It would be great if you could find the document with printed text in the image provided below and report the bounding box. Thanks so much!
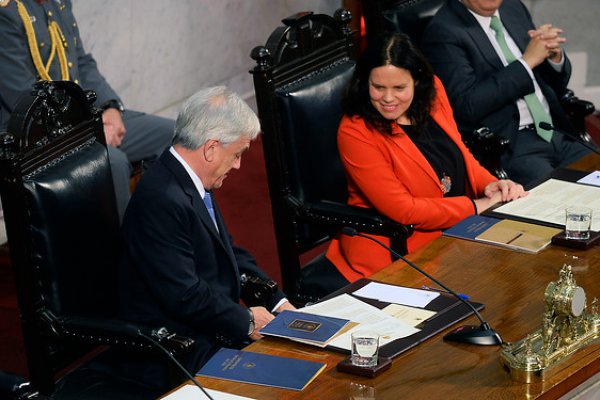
[493,179,600,231]
[353,281,440,308]
[299,293,420,350]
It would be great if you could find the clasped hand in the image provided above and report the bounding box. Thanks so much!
[524,23,566,67]
[474,180,528,214]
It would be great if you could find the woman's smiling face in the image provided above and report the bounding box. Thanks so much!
[368,64,415,125]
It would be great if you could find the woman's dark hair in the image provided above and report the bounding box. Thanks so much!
[343,33,435,136]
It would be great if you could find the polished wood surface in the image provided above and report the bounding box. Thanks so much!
[195,155,600,400]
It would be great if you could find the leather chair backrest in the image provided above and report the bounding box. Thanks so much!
[382,0,445,44]
[275,59,355,204]
[23,138,119,318]
[362,0,445,46]
[1,81,121,321]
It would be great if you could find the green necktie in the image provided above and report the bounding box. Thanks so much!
[489,15,553,142]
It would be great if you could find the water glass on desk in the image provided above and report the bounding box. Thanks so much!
[351,331,379,367]
[565,206,592,240]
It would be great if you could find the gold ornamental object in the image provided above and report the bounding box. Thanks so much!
[500,264,600,382]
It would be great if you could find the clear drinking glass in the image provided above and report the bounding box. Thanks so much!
[351,331,379,367]
[565,206,592,240]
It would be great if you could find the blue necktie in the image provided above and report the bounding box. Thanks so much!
[489,15,553,142]
[203,192,218,229]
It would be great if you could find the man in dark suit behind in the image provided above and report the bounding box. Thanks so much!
[118,86,294,392]
[421,0,590,186]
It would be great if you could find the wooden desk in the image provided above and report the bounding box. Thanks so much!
[195,156,600,400]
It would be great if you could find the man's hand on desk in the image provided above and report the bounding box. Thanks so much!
[249,306,275,341]
[248,302,295,341]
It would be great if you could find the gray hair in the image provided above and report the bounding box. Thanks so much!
[173,86,260,149]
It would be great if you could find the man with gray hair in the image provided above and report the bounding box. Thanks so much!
[117,86,294,392]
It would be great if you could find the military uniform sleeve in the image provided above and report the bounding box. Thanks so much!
[0,5,39,129]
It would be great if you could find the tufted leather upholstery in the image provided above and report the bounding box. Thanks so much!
[276,60,354,207]
[25,137,119,318]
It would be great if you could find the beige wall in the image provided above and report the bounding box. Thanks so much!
[72,0,599,117]
[72,0,340,117]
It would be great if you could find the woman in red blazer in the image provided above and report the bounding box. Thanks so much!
[325,33,527,284]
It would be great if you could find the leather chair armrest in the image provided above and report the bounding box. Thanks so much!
[561,89,596,144]
[302,200,413,238]
[56,316,195,356]
[561,89,595,120]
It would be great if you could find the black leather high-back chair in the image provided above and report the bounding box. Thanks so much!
[251,10,412,305]
[0,81,192,399]
[361,0,444,46]
[360,0,595,180]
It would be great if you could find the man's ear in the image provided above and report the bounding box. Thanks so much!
[203,139,219,162]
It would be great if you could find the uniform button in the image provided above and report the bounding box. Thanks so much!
[72,22,77,28]
[47,11,52,17]
[74,79,79,84]
[68,62,73,68]
[39,42,45,48]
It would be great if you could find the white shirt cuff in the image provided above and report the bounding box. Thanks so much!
[272,298,288,313]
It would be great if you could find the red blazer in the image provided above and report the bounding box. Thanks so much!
[326,77,496,282]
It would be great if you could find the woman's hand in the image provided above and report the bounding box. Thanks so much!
[483,180,528,202]
[474,180,528,214]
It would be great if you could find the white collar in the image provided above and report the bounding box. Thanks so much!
[169,146,207,199]
[462,1,501,32]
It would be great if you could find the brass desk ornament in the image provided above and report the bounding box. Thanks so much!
[500,264,600,382]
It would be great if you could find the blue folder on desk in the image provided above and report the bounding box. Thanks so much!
[442,214,501,240]
[197,348,326,391]
[259,310,350,347]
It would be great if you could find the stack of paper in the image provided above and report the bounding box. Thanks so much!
[299,293,421,351]
[443,214,562,253]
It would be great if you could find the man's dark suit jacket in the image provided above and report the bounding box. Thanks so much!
[421,0,573,143]
[117,149,285,390]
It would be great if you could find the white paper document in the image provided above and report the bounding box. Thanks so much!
[299,293,420,350]
[381,303,437,327]
[494,178,600,231]
[578,170,600,187]
[353,281,440,308]
[161,385,255,400]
